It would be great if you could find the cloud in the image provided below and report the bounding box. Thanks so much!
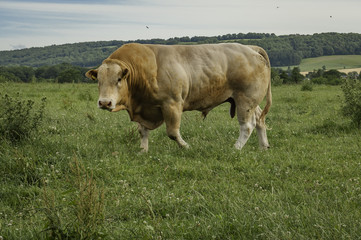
[10,44,27,50]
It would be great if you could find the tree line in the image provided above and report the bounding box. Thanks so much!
[0,63,90,83]
[1,62,360,85]
[271,66,360,86]
[1,32,361,68]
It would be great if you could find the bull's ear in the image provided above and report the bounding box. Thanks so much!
[120,68,129,80]
[85,69,98,80]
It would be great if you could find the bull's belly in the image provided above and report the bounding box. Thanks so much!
[183,92,231,112]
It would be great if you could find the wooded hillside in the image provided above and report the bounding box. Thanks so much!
[0,32,361,67]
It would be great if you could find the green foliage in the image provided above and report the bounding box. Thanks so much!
[241,32,361,66]
[0,72,20,82]
[271,69,283,86]
[57,68,82,83]
[301,80,313,91]
[0,66,33,82]
[308,69,344,85]
[291,67,304,83]
[273,67,304,85]
[323,69,342,80]
[0,64,90,83]
[311,77,328,85]
[0,93,46,142]
[1,33,361,67]
[341,79,361,127]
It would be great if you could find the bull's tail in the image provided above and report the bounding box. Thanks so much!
[259,75,272,127]
[249,45,272,126]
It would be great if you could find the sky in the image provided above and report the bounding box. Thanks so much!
[0,0,360,51]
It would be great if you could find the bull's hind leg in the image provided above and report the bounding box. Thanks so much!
[255,106,270,149]
[162,101,189,148]
[234,97,257,151]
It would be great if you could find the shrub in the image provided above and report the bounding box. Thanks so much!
[301,80,313,91]
[341,79,361,127]
[271,75,283,86]
[328,77,343,86]
[311,77,327,85]
[0,93,46,142]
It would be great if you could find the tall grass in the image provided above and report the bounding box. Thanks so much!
[0,83,360,239]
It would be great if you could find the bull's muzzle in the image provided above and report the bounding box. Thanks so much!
[98,98,113,110]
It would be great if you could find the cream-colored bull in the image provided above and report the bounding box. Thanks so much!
[86,43,272,152]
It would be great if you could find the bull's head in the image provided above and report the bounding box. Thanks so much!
[86,60,130,112]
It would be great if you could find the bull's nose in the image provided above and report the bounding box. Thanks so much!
[98,99,112,109]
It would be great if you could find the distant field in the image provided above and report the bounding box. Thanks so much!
[280,55,361,72]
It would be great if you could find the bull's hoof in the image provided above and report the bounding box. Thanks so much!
[178,143,190,149]
[259,145,270,151]
[138,148,148,154]
[234,142,243,150]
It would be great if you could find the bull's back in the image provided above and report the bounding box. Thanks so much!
[145,43,268,111]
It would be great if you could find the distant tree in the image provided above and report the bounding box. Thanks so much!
[347,71,359,80]
[271,68,283,86]
[307,69,324,79]
[0,71,20,82]
[57,68,82,83]
[179,37,191,42]
[0,66,34,82]
[323,69,342,80]
[291,67,303,83]
[279,70,290,83]
[1,32,361,68]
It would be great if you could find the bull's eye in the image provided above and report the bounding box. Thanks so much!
[118,78,122,83]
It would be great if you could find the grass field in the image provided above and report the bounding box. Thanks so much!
[1,83,360,239]
[280,55,361,72]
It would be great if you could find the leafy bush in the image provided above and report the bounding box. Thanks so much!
[311,77,328,85]
[328,77,343,86]
[341,79,361,127]
[0,93,46,142]
[301,80,313,91]
[271,75,283,86]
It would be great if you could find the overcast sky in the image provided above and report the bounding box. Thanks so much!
[0,0,360,51]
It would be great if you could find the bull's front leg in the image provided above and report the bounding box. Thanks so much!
[138,123,149,152]
[162,101,189,148]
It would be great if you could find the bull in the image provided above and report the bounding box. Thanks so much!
[86,43,272,152]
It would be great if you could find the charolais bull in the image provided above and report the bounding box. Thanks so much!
[86,43,272,152]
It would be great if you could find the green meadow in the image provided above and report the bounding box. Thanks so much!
[281,55,361,72]
[0,83,360,239]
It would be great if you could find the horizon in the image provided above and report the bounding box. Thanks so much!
[1,31,359,52]
[1,0,361,51]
